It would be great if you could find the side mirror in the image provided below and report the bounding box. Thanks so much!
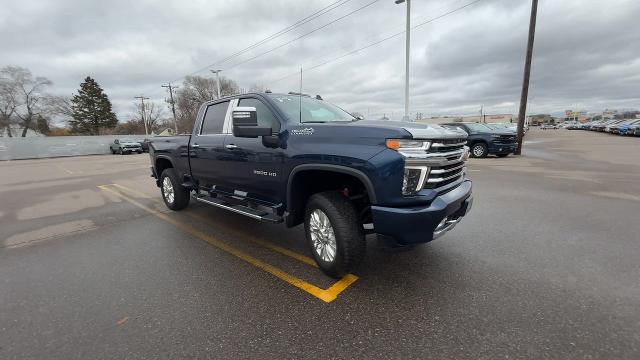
[232,107,272,138]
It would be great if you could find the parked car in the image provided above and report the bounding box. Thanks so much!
[139,138,152,152]
[149,92,473,277]
[629,123,640,136]
[540,124,559,130]
[110,138,143,154]
[614,119,640,135]
[440,122,517,158]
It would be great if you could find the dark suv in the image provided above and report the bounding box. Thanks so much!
[441,122,517,158]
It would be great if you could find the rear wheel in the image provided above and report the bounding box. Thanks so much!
[160,168,190,210]
[304,191,365,278]
[471,143,488,158]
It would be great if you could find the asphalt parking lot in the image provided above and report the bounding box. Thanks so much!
[1,129,639,359]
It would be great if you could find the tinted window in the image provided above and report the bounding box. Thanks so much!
[200,101,229,135]
[267,94,355,123]
[238,98,279,131]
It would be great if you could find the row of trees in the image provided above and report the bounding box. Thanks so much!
[1,64,254,137]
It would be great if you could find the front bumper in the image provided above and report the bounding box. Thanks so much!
[371,180,473,245]
[489,143,516,154]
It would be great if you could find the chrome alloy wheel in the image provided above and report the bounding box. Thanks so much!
[309,209,337,262]
[472,145,484,157]
[162,177,175,204]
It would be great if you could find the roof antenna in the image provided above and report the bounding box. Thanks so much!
[299,67,302,123]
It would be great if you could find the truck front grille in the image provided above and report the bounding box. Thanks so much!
[404,138,467,195]
[494,134,516,144]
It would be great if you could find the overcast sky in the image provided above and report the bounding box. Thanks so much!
[1,0,639,120]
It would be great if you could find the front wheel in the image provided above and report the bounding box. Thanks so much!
[160,168,190,210]
[471,143,488,158]
[304,191,365,278]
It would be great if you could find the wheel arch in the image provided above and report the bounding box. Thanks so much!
[285,164,376,227]
[154,156,174,186]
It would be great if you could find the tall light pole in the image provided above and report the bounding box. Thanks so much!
[395,0,411,121]
[210,70,222,99]
[515,0,538,155]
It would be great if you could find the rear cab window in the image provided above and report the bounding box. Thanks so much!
[200,101,230,135]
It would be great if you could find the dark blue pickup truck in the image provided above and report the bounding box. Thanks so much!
[149,92,473,277]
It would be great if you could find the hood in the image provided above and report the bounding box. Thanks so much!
[349,120,467,139]
[121,141,141,145]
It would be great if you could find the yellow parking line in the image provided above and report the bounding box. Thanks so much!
[111,182,319,268]
[98,185,357,303]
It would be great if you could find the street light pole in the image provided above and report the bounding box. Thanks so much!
[395,0,411,121]
[210,70,222,99]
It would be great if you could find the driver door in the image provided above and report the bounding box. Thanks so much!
[222,96,283,205]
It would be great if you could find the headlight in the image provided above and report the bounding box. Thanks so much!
[386,139,430,151]
[402,166,429,196]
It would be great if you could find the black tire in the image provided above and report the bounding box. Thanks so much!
[496,153,509,158]
[471,143,488,158]
[111,148,115,154]
[160,168,190,210]
[304,191,365,278]
[137,150,143,154]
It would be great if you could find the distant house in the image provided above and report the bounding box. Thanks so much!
[157,128,175,136]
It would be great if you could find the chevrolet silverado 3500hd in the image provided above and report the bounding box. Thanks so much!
[149,93,473,277]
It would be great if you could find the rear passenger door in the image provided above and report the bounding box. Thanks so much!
[190,100,232,190]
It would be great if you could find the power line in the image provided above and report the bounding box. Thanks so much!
[209,0,354,68]
[222,0,383,72]
[269,0,485,85]
[165,0,355,85]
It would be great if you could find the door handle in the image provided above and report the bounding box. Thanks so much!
[225,144,238,149]
[191,144,200,148]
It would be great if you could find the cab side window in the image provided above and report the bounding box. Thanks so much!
[238,98,279,132]
[200,101,230,135]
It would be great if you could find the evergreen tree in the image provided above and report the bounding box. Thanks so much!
[70,77,117,135]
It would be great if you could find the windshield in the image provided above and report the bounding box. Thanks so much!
[465,123,494,132]
[268,94,355,123]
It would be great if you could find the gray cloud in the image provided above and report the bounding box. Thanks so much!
[1,0,638,121]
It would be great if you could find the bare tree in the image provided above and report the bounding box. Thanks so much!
[45,95,74,118]
[134,100,166,133]
[0,67,20,137]
[248,83,266,93]
[0,66,52,137]
[174,75,239,133]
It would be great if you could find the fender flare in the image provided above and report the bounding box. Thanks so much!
[286,164,377,211]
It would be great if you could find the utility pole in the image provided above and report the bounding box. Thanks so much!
[161,83,180,134]
[395,0,411,121]
[515,0,538,155]
[134,95,150,136]
[210,70,222,99]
